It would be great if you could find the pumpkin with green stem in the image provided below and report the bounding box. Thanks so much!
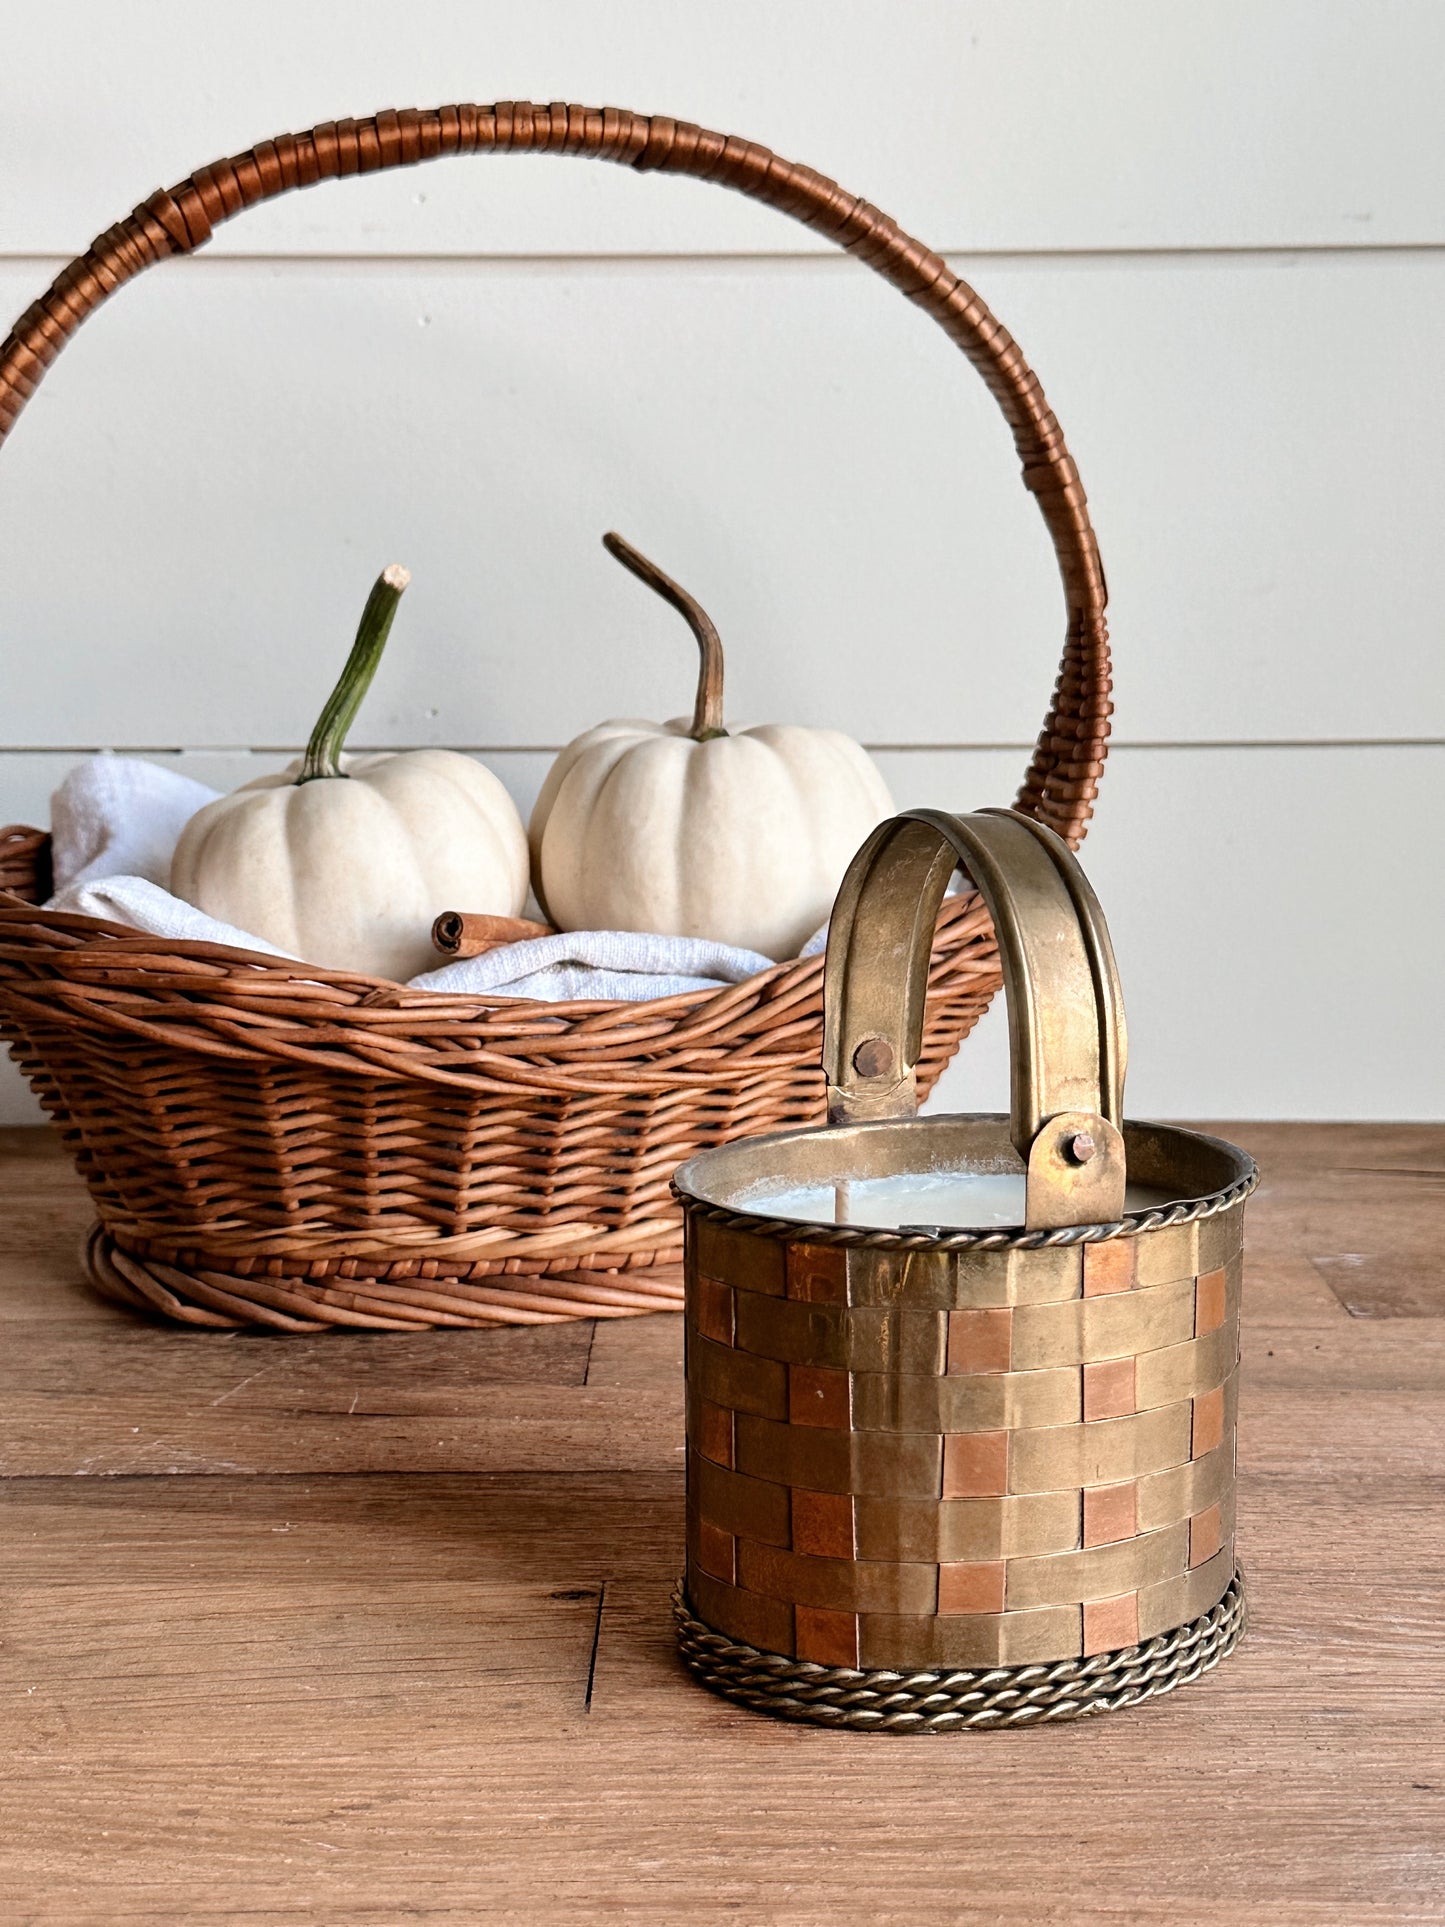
[530,535,895,961]
[171,566,528,981]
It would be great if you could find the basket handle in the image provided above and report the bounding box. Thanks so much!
[0,102,1109,846]
[823,806,1127,1229]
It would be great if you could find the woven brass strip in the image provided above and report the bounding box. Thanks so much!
[1137,1543,1235,1640]
[688,1451,792,1549]
[849,1362,1083,1433]
[851,1315,1238,1430]
[1004,1520,1189,1611]
[734,1414,944,1498]
[847,1244,1084,1311]
[855,1599,1086,1669]
[853,1490,1084,1563]
[673,1570,1246,1730]
[694,1467,1237,1570]
[733,1295,947,1374]
[1132,1219,1205,1289]
[702,1310,1239,1436]
[689,1332,789,1419]
[831,1217,1208,1311]
[1009,1276,1198,1370]
[693,1220,786,1297]
[733,1541,940,1616]
[687,1565,795,1657]
[1135,1320,1238,1411]
[1198,1210,1245,1274]
[1136,1438,1233,1534]
[709,1385,1237,1503]
[1008,1400,1196,1493]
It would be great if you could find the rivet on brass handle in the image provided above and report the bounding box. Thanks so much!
[823,808,1129,1229]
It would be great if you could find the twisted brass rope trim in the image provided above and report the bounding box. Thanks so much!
[673,1166,1258,1253]
[673,1570,1245,1731]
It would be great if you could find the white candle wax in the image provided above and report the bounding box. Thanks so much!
[739,1168,1176,1230]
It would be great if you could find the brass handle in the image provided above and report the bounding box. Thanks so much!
[823,808,1129,1229]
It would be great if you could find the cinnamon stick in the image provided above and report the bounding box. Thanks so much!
[431,910,555,959]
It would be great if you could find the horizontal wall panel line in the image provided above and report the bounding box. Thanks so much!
[2,744,1439,1123]
[1,740,1440,759]
[870,738,1445,754]
[4,244,1445,276]
[2,251,1438,744]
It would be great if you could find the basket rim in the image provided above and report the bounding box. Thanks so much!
[1,863,986,1011]
[0,881,791,1015]
[0,856,1000,1096]
[673,1123,1259,1252]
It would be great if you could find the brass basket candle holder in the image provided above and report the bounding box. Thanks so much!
[673,808,1255,1729]
[0,104,1110,1332]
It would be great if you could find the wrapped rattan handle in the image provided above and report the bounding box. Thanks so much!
[824,807,1127,1229]
[0,102,1109,844]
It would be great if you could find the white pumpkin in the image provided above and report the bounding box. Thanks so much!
[530,535,895,962]
[172,566,528,981]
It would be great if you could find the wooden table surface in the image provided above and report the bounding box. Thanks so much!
[2,1121,1442,1925]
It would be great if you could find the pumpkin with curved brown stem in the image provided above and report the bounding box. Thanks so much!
[530,536,895,961]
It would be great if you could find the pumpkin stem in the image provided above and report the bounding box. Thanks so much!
[298,564,411,784]
[602,532,727,741]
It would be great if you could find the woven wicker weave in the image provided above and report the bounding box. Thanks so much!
[0,104,1110,1332]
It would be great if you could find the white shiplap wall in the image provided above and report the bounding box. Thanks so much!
[1,1,1442,1123]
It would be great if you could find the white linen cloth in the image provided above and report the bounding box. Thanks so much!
[44,756,825,999]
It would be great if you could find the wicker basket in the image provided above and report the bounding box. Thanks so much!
[0,104,1110,1333]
